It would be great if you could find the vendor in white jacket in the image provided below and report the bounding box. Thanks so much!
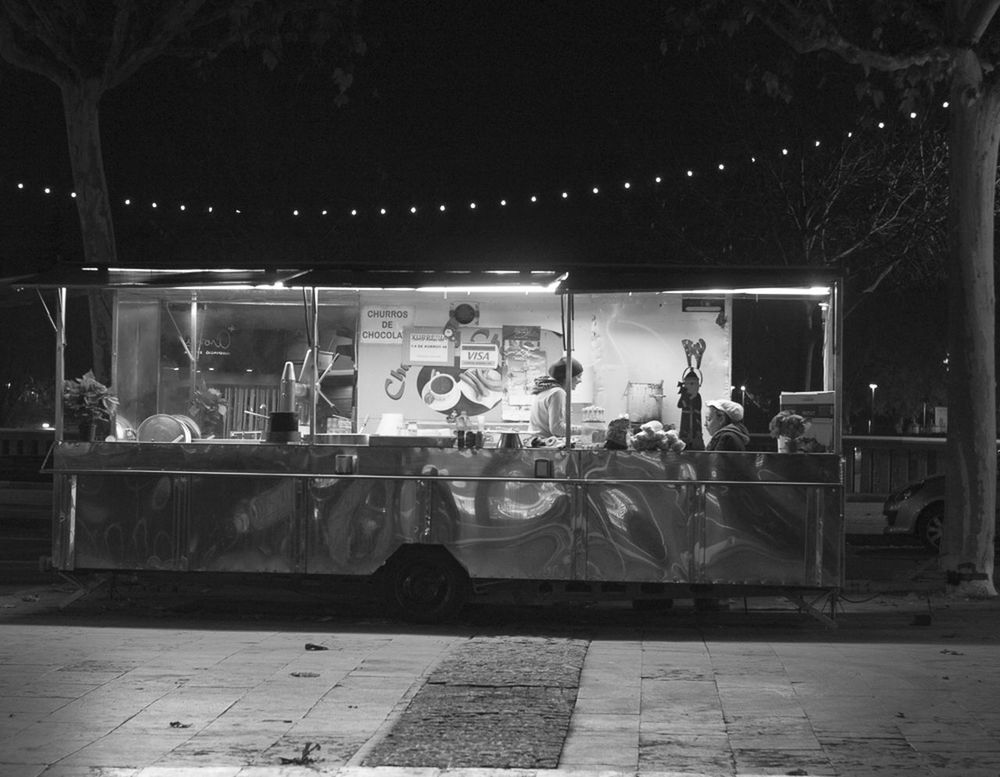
[529,357,583,438]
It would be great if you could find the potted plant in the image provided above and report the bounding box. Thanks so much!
[769,410,807,452]
[63,370,119,441]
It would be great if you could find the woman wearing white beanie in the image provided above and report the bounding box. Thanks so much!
[705,399,750,451]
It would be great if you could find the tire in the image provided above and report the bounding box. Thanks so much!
[380,548,469,623]
[916,503,944,552]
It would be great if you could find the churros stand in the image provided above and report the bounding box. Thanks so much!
[27,264,844,623]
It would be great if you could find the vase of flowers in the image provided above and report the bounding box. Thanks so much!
[769,410,807,453]
[63,371,119,441]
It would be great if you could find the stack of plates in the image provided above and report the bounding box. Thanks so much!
[136,414,201,442]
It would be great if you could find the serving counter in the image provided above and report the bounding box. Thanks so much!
[52,441,842,606]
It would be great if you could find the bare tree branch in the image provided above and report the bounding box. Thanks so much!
[103,1,135,89]
[954,0,1000,43]
[0,13,58,79]
[15,0,85,81]
[106,0,213,89]
[756,1,956,73]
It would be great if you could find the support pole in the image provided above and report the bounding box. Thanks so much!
[55,288,67,442]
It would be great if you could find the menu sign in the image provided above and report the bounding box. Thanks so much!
[404,328,453,366]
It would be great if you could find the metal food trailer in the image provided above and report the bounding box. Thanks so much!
[31,264,844,623]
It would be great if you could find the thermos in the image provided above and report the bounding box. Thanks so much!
[278,361,296,412]
[269,361,300,443]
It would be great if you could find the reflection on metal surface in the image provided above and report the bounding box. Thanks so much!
[55,443,843,590]
[486,479,563,522]
[599,488,638,531]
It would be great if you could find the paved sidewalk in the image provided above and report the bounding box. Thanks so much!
[1,579,999,776]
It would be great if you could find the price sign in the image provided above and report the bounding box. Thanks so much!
[459,342,499,368]
[405,328,453,365]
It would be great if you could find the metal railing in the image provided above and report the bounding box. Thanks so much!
[0,427,957,499]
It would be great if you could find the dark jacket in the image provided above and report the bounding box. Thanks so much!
[707,421,750,452]
[677,393,705,450]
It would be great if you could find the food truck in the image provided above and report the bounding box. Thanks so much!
[31,264,844,623]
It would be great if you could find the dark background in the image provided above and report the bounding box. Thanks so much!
[0,1,947,430]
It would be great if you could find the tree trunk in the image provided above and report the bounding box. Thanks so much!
[943,51,998,597]
[61,79,116,385]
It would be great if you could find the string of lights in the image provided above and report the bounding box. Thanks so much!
[1,106,945,223]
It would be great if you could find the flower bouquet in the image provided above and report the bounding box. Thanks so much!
[63,370,118,440]
[769,410,807,440]
[768,410,825,452]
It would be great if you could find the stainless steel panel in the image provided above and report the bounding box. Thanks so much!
[55,444,843,590]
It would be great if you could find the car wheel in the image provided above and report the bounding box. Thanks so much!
[916,503,944,552]
[380,548,469,623]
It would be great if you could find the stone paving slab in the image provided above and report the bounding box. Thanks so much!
[2,579,1000,776]
[363,637,587,769]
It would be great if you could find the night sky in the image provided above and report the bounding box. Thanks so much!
[3,3,687,207]
[0,0,847,267]
[0,2,946,425]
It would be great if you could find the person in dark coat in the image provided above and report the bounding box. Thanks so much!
[677,369,705,450]
[705,399,750,451]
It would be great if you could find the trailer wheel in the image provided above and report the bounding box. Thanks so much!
[380,548,469,623]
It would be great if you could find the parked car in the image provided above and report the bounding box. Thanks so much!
[883,468,999,551]
[882,474,946,550]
